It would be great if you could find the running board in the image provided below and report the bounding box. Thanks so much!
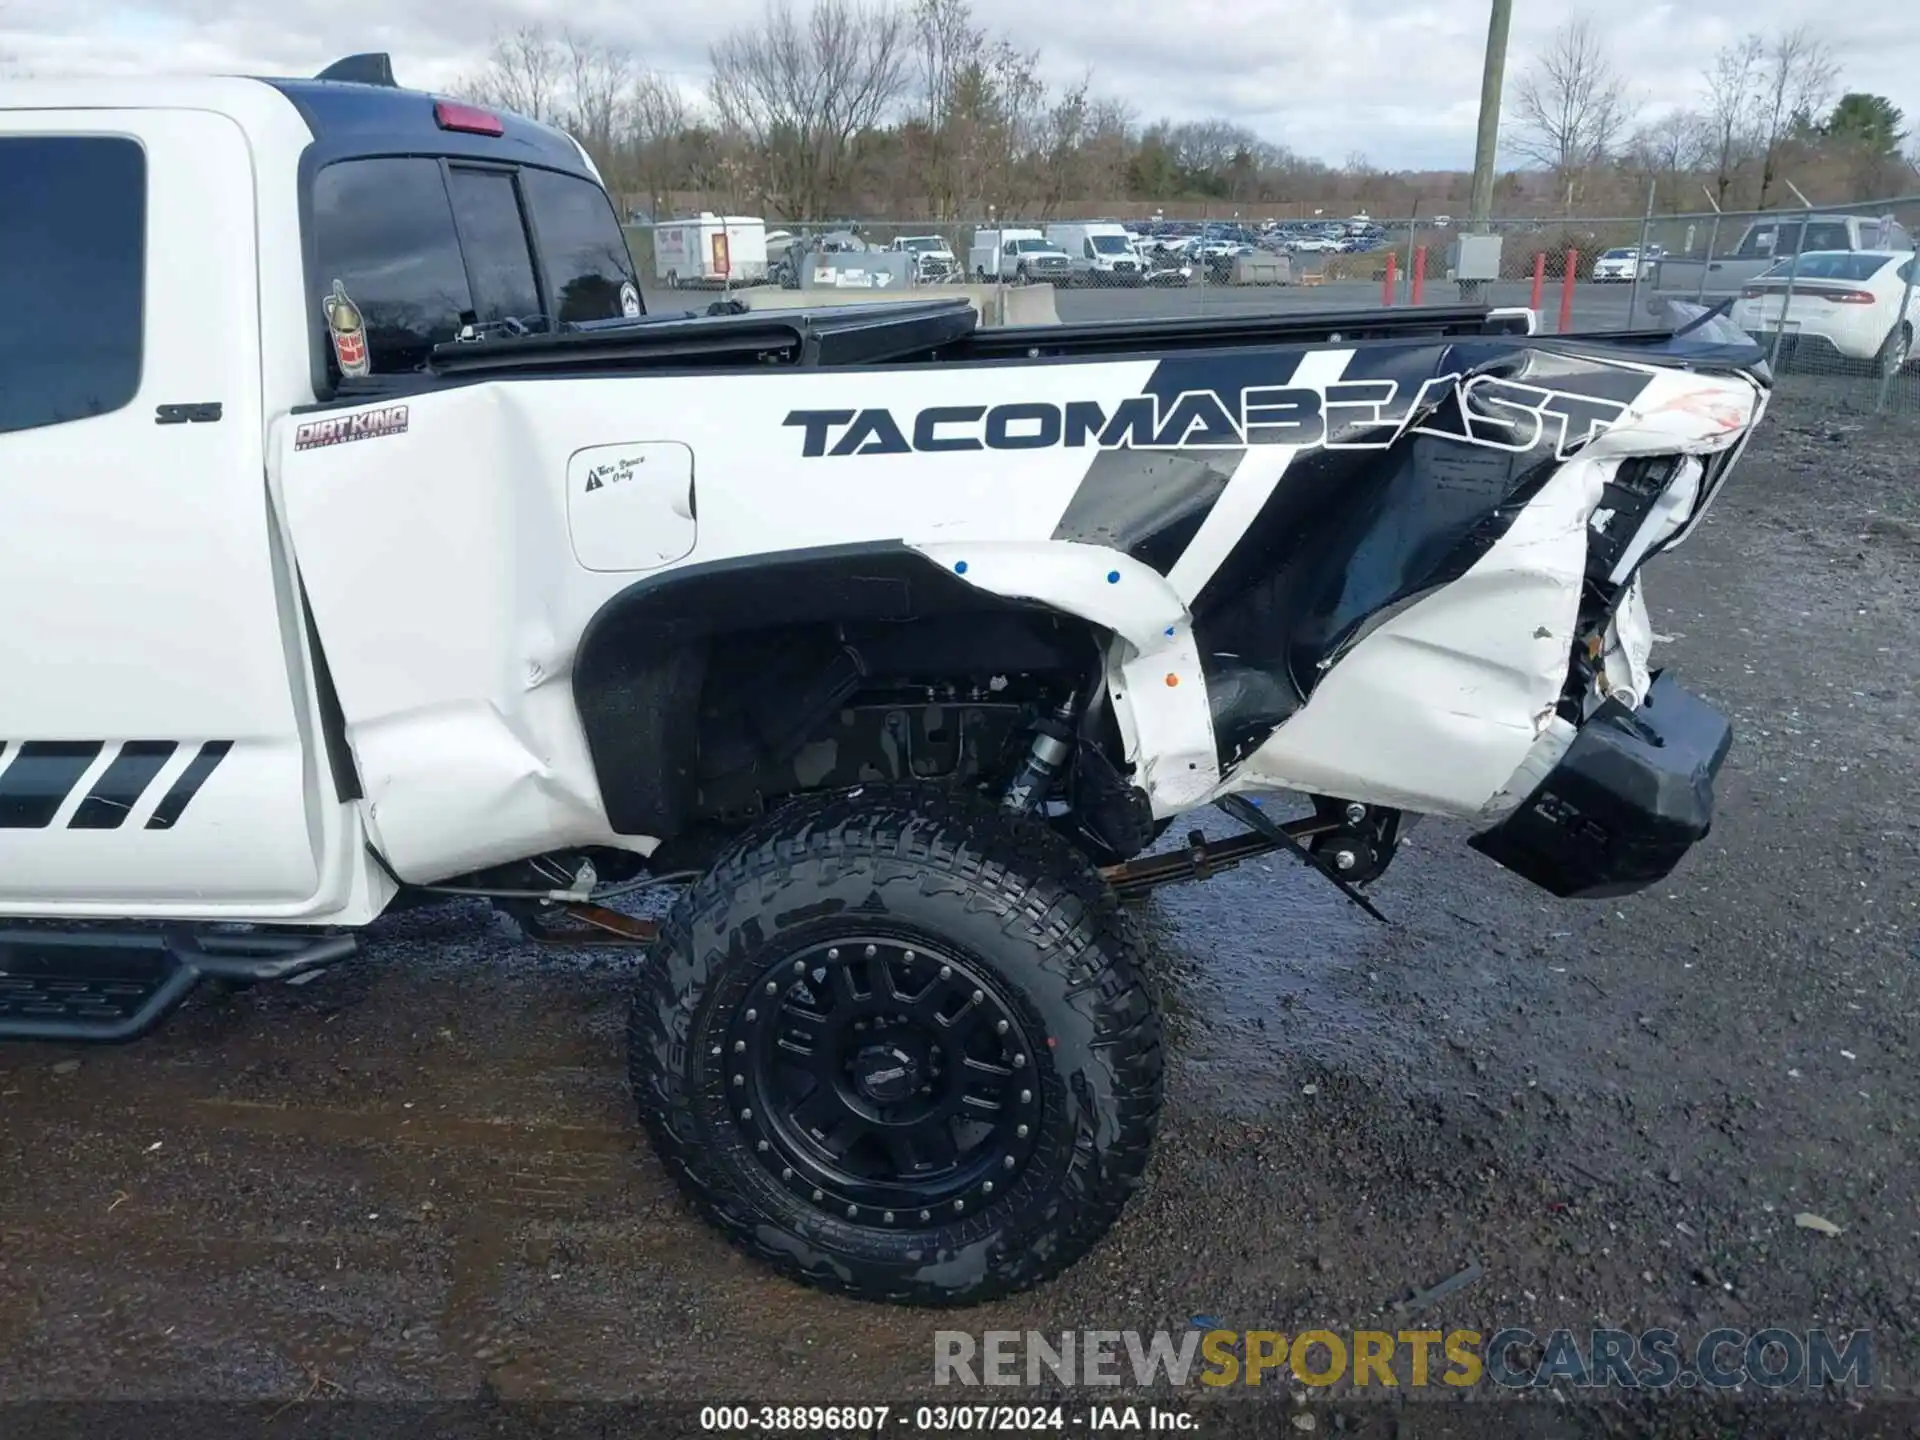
[0,927,358,1043]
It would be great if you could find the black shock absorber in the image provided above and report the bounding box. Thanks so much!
[1002,689,1081,816]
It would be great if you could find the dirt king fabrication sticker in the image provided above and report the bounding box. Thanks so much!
[785,375,1630,462]
[294,405,410,451]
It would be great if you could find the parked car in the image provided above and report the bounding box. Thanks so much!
[1731,249,1920,377]
[1044,221,1145,285]
[1653,213,1914,301]
[969,227,1071,284]
[1592,247,1655,283]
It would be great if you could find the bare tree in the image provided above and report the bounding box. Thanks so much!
[1701,35,1763,207]
[456,25,568,125]
[913,0,988,216]
[1510,17,1634,205]
[1751,26,1838,207]
[628,74,693,217]
[708,0,911,219]
[562,33,633,182]
[1624,108,1710,209]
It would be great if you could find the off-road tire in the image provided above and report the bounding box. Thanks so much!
[628,783,1163,1306]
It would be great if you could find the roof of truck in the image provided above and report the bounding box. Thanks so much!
[1,74,596,181]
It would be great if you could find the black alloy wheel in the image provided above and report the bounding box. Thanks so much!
[629,783,1163,1306]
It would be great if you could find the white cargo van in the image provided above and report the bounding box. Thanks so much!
[969,227,1072,283]
[652,213,769,287]
[1044,222,1144,286]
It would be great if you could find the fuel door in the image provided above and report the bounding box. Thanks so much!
[566,441,697,572]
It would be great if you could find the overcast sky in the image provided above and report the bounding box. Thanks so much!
[3,1,1917,170]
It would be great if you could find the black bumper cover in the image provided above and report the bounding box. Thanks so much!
[1469,673,1734,899]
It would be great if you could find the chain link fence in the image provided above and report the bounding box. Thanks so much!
[626,195,1920,415]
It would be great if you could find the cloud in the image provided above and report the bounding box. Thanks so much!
[4,0,1917,170]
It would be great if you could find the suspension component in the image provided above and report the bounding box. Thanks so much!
[1002,689,1081,815]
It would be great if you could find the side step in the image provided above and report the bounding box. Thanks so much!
[0,927,358,1043]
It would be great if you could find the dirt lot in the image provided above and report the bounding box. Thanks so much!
[1,382,1917,1438]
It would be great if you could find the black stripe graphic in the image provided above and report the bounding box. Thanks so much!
[70,741,180,830]
[145,741,232,830]
[0,741,106,829]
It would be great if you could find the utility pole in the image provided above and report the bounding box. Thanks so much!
[1468,0,1513,233]
[1462,0,1513,303]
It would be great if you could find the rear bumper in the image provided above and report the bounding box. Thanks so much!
[1468,674,1733,899]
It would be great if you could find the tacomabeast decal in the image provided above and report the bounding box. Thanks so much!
[786,376,1629,462]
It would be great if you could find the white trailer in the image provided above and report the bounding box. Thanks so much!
[652,213,769,287]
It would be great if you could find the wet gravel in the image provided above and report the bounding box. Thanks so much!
[1,385,1916,1437]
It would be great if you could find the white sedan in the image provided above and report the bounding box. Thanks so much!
[1592,247,1653,282]
[1731,250,1919,378]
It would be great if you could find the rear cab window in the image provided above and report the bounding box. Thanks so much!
[0,136,146,433]
[309,149,639,382]
[1738,222,1853,259]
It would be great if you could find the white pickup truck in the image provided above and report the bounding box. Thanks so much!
[1,56,1772,1308]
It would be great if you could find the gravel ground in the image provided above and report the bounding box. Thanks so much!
[0,385,1916,1439]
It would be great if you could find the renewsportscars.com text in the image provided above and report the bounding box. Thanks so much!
[934,1328,1873,1390]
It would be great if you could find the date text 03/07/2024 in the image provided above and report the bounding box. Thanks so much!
[697,1405,1197,1433]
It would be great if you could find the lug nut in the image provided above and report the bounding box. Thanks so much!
[782,1167,794,1180]
[733,1074,744,1086]
[1344,802,1367,824]
[812,1189,825,1201]
[745,1008,757,1022]
[865,944,877,958]
[920,1209,932,1222]
[1020,1089,1032,1103]
[757,1140,769,1152]
[739,1108,752,1120]
[971,989,984,1004]
[797,959,809,972]
[1017,1124,1029,1138]
[939,965,952,979]
[765,981,778,994]
[846,1205,858,1218]
[1333,849,1359,873]
[884,1211,896,1224]
[983,1181,994,1195]
[996,1020,1009,1034]
[734,1040,745,1052]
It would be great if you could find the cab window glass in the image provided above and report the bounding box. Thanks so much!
[520,166,639,321]
[312,158,472,374]
[447,167,543,332]
[0,136,145,433]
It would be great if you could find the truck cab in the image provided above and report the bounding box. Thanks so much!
[0,65,643,929]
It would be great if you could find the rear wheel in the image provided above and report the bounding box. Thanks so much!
[628,784,1163,1306]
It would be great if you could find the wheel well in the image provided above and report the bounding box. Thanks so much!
[572,543,1105,845]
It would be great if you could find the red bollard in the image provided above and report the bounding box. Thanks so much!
[1382,252,1398,306]
[1530,251,1546,312]
[1558,249,1579,333]
[1411,246,1427,305]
